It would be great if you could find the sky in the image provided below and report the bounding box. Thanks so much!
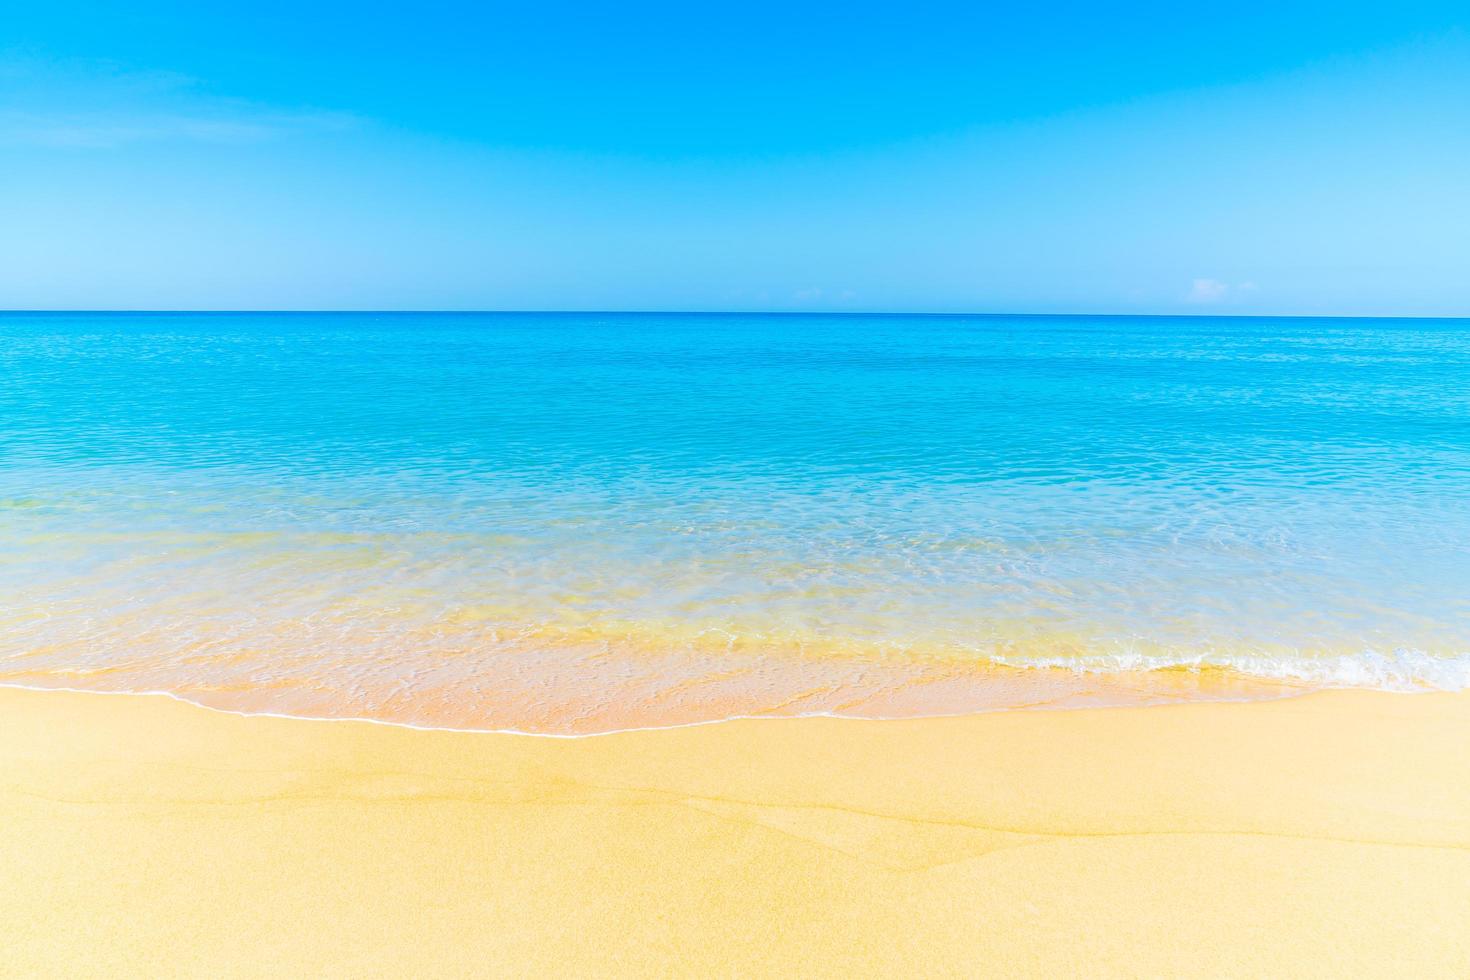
[2,1,1469,314]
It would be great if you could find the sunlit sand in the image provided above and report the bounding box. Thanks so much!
[4,686,1467,976]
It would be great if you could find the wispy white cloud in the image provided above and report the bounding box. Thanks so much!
[0,109,357,148]
[0,56,359,148]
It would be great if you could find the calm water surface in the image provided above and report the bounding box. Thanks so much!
[2,312,1467,731]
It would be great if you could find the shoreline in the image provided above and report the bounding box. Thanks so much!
[4,685,1469,975]
[0,654,1359,737]
[0,677,1313,740]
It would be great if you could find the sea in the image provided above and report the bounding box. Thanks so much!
[2,311,1467,732]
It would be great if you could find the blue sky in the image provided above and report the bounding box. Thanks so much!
[3,2,1468,313]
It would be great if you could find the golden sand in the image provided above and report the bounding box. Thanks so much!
[2,686,1468,977]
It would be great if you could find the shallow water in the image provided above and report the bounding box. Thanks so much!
[3,311,1468,731]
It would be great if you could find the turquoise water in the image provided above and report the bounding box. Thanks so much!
[3,312,1468,731]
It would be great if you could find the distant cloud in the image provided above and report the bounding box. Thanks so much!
[1185,278,1231,304]
[791,287,858,305]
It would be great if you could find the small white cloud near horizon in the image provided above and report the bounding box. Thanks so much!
[792,287,859,305]
[1185,278,1259,304]
[1186,278,1230,304]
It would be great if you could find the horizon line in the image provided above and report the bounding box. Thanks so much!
[3,309,1469,321]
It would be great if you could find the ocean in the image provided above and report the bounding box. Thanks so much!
[3,311,1467,732]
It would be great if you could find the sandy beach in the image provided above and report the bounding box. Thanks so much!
[3,686,1468,976]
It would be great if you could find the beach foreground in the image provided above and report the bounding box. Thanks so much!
[3,688,1468,977]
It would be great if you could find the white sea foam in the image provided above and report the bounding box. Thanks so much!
[992,647,1470,691]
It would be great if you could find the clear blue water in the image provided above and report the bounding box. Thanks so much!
[2,312,1468,731]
